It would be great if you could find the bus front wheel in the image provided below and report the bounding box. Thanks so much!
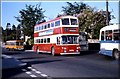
[51,47,55,56]
[113,50,119,60]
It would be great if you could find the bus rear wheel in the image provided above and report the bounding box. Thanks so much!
[36,47,40,54]
[113,50,119,60]
[51,47,55,56]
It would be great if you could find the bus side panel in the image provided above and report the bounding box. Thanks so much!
[34,44,80,55]
[99,50,112,56]
[99,41,120,56]
[34,43,56,53]
[54,45,63,54]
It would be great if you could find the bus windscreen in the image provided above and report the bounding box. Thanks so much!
[62,35,78,44]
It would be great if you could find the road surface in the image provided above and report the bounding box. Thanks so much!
[2,49,119,78]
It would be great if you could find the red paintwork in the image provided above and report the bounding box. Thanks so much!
[34,27,79,37]
[34,17,61,27]
[34,43,80,55]
[34,16,80,55]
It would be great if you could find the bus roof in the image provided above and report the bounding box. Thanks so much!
[100,24,120,32]
[35,15,77,27]
[6,40,24,42]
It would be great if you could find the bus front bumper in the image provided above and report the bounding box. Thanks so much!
[60,52,80,55]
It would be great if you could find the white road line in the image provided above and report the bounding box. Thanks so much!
[35,71,42,74]
[27,67,32,69]
[31,68,37,71]
[27,67,49,77]
[30,74,37,77]
[22,69,27,72]
[41,74,48,77]
[25,71,32,74]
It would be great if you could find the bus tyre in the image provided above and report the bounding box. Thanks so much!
[51,47,55,56]
[36,47,39,54]
[113,50,119,60]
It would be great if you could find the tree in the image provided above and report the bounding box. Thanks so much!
[78,9,106,39]
[62,2,88,16]
[16,24,21,40]
[11,24,17,40]
[0,26,3,42]
[5,23,12,41]
[15,3,45,39]
[62,2,113,39]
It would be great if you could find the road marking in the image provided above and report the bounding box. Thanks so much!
[30,74,37,77]
[25,71,32,74]
[22,69,27,72]
[31,68,37,71]
[41,74,48,77]
[35,71,42,74]
[28,67,32,69]
[24,67,49,77]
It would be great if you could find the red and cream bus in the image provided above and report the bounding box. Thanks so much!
[34,16,80,55]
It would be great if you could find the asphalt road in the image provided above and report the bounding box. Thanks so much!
[2,49,119,79]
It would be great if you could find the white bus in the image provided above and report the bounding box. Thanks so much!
[99,24,120,60]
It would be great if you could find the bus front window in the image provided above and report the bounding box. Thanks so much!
[70,19,77,25]
[62,18,69,25]
[62,35,78,44]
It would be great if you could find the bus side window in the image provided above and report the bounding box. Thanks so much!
[113,29,120,40]
[44,38,46,43]
[41,39,43,43]
[57,37,60,44]
[101,31,104,40]
[105,30,112,40]
[51,22,54,27]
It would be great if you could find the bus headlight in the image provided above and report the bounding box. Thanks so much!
[76,50,78,52]
[77,47,80,49]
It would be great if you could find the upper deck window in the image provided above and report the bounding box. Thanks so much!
[62,18,69,25]
[55,20,60,26]
[51,22,54,27]
[48,24,50,28]
[70,19,77,25]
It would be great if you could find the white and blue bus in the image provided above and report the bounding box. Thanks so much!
[99,24,120,60]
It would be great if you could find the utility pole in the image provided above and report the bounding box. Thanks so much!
[106,0,109,25]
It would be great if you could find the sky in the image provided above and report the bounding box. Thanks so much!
[1,1,119,30]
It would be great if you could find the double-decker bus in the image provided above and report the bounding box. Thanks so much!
[34,16,80,55]
[99,24,120,60]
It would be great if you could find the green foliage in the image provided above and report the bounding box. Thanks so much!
[78,10,106,39]
[15,3,45,38]
[62,2,88,16]
[62,2,113,39]
[2,23,23,42]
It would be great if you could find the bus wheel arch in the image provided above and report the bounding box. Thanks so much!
[112,49,119,60]
[51,46,55,56]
